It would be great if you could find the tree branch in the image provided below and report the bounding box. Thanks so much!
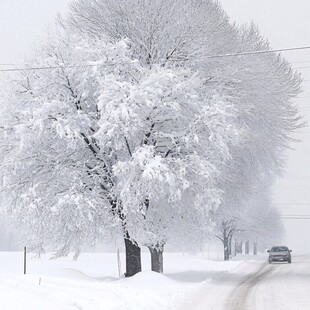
[124,136,132,157]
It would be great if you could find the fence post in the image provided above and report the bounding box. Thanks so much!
[24,246,27,275]
[117,249,122,278]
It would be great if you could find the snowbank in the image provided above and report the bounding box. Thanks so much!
[0,251,245,310]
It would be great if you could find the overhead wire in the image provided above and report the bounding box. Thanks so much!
[0,45,310,72]
[280,217,310,220]
[292,65,310,70]
[205,45,310,59]
[0,46,309,211]
[0,63,119,73]
[291,60,310,64]
[275,203,310,206]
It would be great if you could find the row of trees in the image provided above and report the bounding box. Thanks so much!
[215,186,284,260]
[0,0,303,275]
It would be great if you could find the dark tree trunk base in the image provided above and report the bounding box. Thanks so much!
[124,236,141,277]
[245,240,249,254]
[224,237,229,261]
[148,245,164,273]
[228,235,232,258]
[253,242,258,255]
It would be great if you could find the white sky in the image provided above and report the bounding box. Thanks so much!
[0,0,309,252]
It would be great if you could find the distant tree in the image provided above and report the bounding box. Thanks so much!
[239,185,284,251]
[211,24,303,260]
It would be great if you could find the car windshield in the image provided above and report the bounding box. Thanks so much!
[271,246,288,252]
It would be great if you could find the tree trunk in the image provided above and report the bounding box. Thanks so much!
[234,238,238,256]
[124,234,141,277]
[223,235,229,261]
[245,240,249,254]
[148,245,164,273]
[238,241,243,254]
[253,242,257,255]
[228,234,233,258]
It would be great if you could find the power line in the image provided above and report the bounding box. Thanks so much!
[280,214,310,219]
[281,214,310,216]
[293,65,310,70]
[0,63,113,73]
[205,46,310,59]
[276,187,310,190]
[281,216,310,218]
[0,45,310,72]
[275,203,310,206]
[281,217,310,220]
[291,60,310,64]
[0,57,301,66]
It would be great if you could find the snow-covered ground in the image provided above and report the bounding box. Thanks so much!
[0,251,243,310]
[182,254,310,310]
[2,251,308,310]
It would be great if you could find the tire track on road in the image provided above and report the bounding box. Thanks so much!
[227,262,273,310]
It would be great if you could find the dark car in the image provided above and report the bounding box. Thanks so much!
[267,246,292,263]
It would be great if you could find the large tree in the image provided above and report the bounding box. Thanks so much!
[67,0,245,272]
[0,31,133,260]
[0,0,303,276]
[0,23,237,275]
[68,0,237,66]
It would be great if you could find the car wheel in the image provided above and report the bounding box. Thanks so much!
[288,259,291,263]
[269,259,272,264]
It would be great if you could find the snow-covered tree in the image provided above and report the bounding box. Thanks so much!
[0,0,303,276]
[212,25,303,260]
[95,61,238,272]
[0,29,133,259]
[68,0,237,66]
[66,0,242,271]
[0,21,237,275]
[215,181,284,260]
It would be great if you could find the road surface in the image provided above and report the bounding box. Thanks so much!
[184,255,310,310]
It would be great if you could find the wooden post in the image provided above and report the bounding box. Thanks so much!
[117,249,122,278]
[24,246,27,275]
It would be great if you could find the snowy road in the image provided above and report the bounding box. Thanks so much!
[1,252,309,309]
[185,255,310,310]
[228,261,271,310]
[228,255,310,310]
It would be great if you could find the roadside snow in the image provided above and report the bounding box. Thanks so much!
[0,251,244,310]
[180,257,266,310]
[181,254,310,310]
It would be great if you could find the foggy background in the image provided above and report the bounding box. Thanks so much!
[0,0,309,253]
